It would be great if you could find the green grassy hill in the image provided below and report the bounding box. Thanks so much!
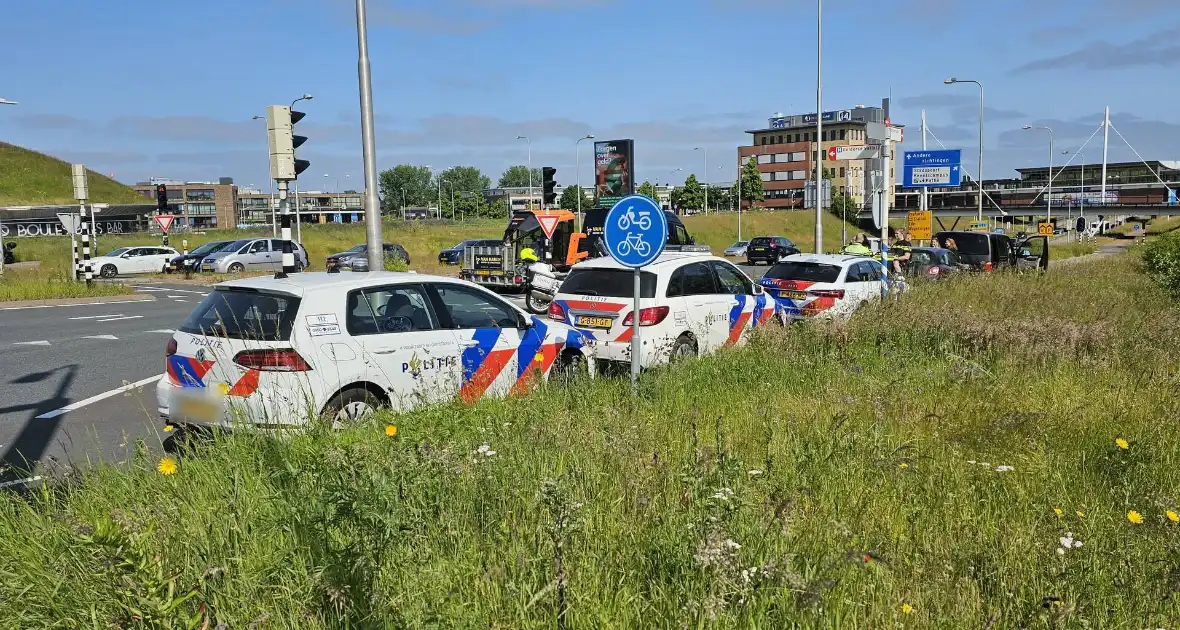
[0,142,146,206]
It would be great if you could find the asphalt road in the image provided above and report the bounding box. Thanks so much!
[0,259,765,485]
[0,284,205,485]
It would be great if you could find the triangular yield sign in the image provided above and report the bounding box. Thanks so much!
[536,214,562,239]
[154,214,175,232]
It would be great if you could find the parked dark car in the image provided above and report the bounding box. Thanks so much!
[745,236,800,266]
[326,243,410,271]
[166,240,234,273]
[439,239,500,265]
[934,231,1048,272]
[905,246,965,280]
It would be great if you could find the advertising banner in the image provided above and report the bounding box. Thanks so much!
[594,139,634,207]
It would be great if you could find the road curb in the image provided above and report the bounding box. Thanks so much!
[0,293,157,309]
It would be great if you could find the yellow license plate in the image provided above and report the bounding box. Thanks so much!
[475,270,490,276]
[178,396,221,422]
[575,316,614,329]
[780,290,807,300]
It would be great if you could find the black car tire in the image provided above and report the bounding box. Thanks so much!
[670,334,698,362]
[100,264,117,279]
[320,386,383,429]
[228,262,245,273]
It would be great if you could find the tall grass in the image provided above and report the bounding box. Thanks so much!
[2,253,1178,627]
[0,269,133,302]
[0,142,146,206]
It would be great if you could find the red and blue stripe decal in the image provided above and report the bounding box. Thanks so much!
[167,355,214,388]
[725,295,751,346]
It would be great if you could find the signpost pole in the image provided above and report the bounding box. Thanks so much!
[631,268,640,393]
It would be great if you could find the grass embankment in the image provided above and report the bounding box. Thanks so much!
[0,142,145,206]
[3,254,1179,627]
[0,270,133,302]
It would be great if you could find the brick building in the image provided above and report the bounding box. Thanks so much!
[132,178,237,228]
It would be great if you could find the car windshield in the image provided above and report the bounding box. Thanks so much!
[105,247,130,257]
[180,287,301,341]
[730,241,749,248]
[220,239,251,253]
[764,261,843,283]
[937,233,989,255]
[190,241,228,255]
[561,268,657,298]
[345,244,366,254]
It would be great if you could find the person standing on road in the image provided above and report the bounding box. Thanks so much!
[842,233,872,256]
[891,228,912,276]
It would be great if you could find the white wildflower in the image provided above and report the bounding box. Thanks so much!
[476,443,497,457]
[1057,532,1082,555]
[994,465,1015,472]
[967,460,977,465]
[747,469,764,476]
[711,487,735,502]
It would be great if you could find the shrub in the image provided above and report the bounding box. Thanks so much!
[1141,231,1180,297]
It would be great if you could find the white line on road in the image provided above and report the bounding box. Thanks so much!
[159,288,207,295]
[166,295,185,298]
[35,374,164,420]
[0,476,44,490]
[173,299,188,303]
[0,299,153,312]
[13,340,51,346]
[68,314,124,320]
[81,334,119,340]
[135,287,171,292]
[95,315,144,323]
[148,329,177,334]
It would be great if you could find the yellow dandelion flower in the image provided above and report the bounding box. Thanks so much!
[162,424,175,433]
[157,457,178,476]
[898,462,909,469]
[1053,507,1063,519]
[384,424,398,438]
[1076,510,1085,518]
[1127,510,1143,525]
[1115,437,1129,450]
[1166,510,1179,523]
[901,603,915,615]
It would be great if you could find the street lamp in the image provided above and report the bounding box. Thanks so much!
[324,173,339,193]
[0,98,17,106]
[666,168,683,212]
[576,134,594,229]
[814,0,824,254]
[1023,124,1055,224]
[252,115,279,236]
[516,135,532,210]
[945,77,984,221]
[694,147,708,215]
[0,97,13,276]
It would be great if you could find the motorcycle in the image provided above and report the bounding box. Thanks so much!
[524,261,565,315]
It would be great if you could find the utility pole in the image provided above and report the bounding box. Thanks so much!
[737,156,743,242]
[356,0,384,271]
[517,135,532,210]
[813,0,824,254]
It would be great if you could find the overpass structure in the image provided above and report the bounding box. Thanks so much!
[857,203,1180,221]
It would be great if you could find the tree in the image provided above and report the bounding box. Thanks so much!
[558,184,590,211]
[739,157,764,208]
[498,165,543,189]
[378,164,433,213]
[709,186,733,212]
[435,166,490,218]
[636,180,659,200]
[675,174,705,212]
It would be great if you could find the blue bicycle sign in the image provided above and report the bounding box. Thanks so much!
[604,194,667,268]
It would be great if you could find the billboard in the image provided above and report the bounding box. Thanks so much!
[594,139,634,206]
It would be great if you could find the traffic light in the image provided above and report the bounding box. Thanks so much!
[266,105,310,180]
[542,167,557,205]
[155,184,168,211]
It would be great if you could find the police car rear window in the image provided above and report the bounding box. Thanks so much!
[764,262,842,283]
[561,269,656,298]
[180,288,301,341]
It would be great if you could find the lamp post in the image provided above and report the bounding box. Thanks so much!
[0,98,16,105]
[667,167,682,213]
[1023,124,1055,224]
[576,134,594,229]
[0,97,15,276]
[252,114,279,236]
[736,157,744,242]
[694,147,708,215]
[944,77,984,221]
[288,94,313,244]
[516,135,532,210]
[324,173,338,193]
[814,0,824,253]
[1063,149,1084,211]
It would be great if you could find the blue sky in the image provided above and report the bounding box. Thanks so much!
[1,0,1178,192]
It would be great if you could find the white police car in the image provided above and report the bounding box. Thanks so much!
[548,252,775,369]
[759,254,888,321]
[158,271,595,429]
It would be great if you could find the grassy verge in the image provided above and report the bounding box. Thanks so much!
[0,142,146,206]
[3,254,1179,627]
[0,270,134,302]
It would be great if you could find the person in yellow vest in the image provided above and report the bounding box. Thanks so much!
[890,228,913,275]
[841,233,872,256]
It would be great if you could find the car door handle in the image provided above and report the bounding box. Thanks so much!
[373,348,397,355]
[461,340,481,347]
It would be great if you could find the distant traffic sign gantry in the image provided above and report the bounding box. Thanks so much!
[903,150,962,188]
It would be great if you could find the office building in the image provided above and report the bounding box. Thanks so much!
[132,178,237,228]
[236,190,365,225]
[738,99,902,210]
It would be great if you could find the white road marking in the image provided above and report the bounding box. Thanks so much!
[68,314,124,320]
[166,295,185,298]
[135,287,171,292]
[0,299,153,312]
[0,476,44,490]
[161,288,208,295]
[14,340,51,346]
[95,315,144,323]
[81,334,119,340]
[148,328,177,334]
[173,299,188,303]
[34,374,164,420]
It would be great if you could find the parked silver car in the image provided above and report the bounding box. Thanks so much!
[200,238,309,273]
[724,240,749,257]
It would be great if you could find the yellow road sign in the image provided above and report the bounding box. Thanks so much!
[1038,222,1054,236]
[907,210,932,241]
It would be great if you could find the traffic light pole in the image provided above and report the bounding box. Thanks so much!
[277,180,294,277]
[355,0,384,272]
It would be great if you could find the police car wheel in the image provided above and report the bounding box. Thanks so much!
[552,351,588,382]
[322,387,381,429]
[670,334,697,361]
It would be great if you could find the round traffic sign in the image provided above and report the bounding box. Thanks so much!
[604,194,667,268]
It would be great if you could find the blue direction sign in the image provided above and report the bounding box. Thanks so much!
[903,150,962,188]
[604,194,667,268]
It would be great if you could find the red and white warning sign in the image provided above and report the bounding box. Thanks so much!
[536,213,563,239]
[154,214,175,233]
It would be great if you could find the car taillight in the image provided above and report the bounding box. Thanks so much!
[622,306,670,327]
[984,262,993,272]
[928,266,940,276]
[548,301,566,322]
[166,338,177,356]
[808,289,845,299]
[233,349,311,372]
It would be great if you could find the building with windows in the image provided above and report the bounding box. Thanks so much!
[236,190,366,225]
[132,178,237,228]
[738,100,902,210]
